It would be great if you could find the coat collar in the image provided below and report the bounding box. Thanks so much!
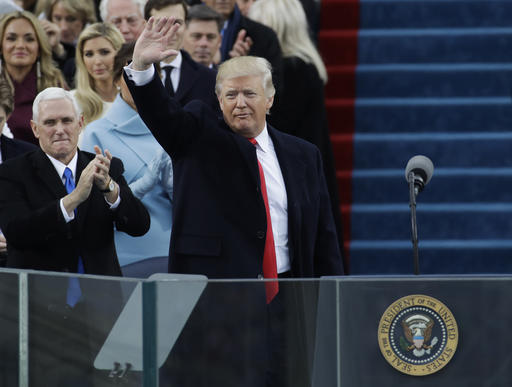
[175,50,200,102]
[267,125,307,200]
[266,126,306,264]
[107,95,147,135]
[229,123,307,202]
[31,149,68,199]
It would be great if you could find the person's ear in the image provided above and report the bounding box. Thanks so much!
[30,120,40,139]
[265,95,274,114]
[77,114,84,132]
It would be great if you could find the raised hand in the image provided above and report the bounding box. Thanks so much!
[40,20,64,58]
[132,16,181,71]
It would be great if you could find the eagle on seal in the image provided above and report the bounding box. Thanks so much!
[402,314,437,356]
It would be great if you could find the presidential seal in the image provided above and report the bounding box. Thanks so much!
[378,294,458,376]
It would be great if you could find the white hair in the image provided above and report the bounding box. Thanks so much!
[32,88,82,123]
[216,56,275,99]
[99,0,146,22]
[248,0,327,83]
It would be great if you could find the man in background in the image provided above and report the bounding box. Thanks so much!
[182,3,223,69]
[100,0,146,42]
[144,0,218,109]
[203,0,282,91]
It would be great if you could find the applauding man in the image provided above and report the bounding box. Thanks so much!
[0,87,149,386]
[0,87,149,273]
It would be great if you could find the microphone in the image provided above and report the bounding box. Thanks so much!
[404,155,434,275]
[405,155,434,195]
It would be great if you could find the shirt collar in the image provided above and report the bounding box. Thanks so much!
[46,150,78,181]
[160,50,182,69]
[252,124,270,153]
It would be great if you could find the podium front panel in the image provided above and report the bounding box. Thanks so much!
[335,276,512,386]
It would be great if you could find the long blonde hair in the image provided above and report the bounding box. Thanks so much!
[0,11,65,91]
[248,0,327,83]
[74,22,123,124]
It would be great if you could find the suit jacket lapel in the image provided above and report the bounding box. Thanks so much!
[32,149,92,228]
[31,149,68,199]
[228,120,260,187]
[1,136,10,161]
[1,136,20,161]
[268,126,307,201]
[175,51,199,103]
[268,126,307,263]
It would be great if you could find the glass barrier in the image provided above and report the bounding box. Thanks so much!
[2,270,512,386]
[0,270,339,387]
[0,270,20,386]
[154,277,338,387]
[16,270,141,387]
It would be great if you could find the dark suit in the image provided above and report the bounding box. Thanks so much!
[0,148,150,386]
[0,135,36,386]
[168,49,219,111]
[0,134,37,162]
[127,69,341,279]
[126,68,342,387]
[0,134,37,267]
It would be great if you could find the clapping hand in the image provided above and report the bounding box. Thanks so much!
[92,145,113,191]
[132,16,181,71]
[62,146,115,214]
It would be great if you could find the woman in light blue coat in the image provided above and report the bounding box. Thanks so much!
[81,43,173,270]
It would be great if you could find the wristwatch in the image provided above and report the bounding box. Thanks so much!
[100,178,115,193]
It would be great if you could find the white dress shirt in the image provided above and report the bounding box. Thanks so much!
[2,123,13,138]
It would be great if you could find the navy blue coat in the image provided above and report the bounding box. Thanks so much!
[126,69,343,279]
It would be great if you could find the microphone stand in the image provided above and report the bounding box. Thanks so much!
[408,171,420,275]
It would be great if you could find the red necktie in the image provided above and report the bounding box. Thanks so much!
[249,138,278,303]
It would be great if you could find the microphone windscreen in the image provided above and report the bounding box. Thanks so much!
[405,155,434,185]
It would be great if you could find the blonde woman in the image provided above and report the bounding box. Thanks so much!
[40,0,97,87]
[0,11,65,145]
[73,22,123,129]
